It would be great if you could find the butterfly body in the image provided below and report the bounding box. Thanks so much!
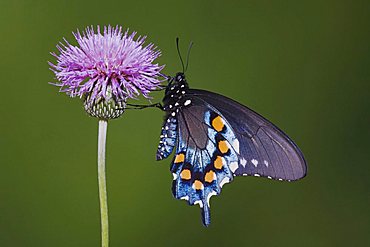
[156,73,189,161]
[157,72,307,226]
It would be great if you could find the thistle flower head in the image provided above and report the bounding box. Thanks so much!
[49,25,164,119]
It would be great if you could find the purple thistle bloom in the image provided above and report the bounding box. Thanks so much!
[50,25,164,101]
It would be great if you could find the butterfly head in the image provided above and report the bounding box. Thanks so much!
[175,72,186,83]
[162,72,190,110]
[164,72,189,95]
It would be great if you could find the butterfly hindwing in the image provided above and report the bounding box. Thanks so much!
[188,89,307,181]
[169,102,239,226]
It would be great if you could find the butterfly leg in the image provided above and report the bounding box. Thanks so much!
[149,87,166,91]
[126,103,164,110]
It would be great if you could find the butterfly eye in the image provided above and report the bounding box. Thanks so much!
[176,72,185,82]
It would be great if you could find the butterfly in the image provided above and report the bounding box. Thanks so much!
[155,72,307,227]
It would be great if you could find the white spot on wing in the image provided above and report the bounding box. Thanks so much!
[220,177,230,188]
[180,196,189,201]
[229,162,239,173]
[207,191,217,207]
[240,158,247,167]
[194,200,204,208]
[264,160,269,167]
[251,159,258,167]
[254,174,260,177]
[172,173,178,180]
[232,139,240,154]
[267,176,272,179]
[171,112,176,116]
[184,99,191,106]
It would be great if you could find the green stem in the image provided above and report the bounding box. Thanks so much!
[98,120,109,247]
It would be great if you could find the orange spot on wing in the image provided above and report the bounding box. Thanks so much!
[174,153,185,163]
[205,170,216,183]
[214,156,224,169]
[218,140,229,154]
[212,115,225,132]
[180,169,191,180]
[193,180,203,190]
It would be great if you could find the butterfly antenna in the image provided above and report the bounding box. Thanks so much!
[185,41,193,72]
[176,37,185,73]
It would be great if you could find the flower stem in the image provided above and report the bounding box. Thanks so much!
[98,120,109,247]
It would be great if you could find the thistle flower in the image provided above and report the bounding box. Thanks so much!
[50,25,164,119]
[49,25,165,247]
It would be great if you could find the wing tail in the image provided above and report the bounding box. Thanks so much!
[201,203,211,227]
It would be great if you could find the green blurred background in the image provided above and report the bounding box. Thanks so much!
[0,0,369,246]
